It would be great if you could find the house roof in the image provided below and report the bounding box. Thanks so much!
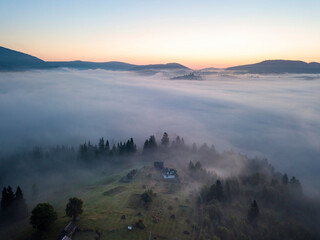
[162,168,176,176]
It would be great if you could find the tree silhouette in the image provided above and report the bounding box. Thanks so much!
[65,197,83,219]
[195,161,202,170]
[14,186,28,219]
[141,190,153,203]
[161,132,169,146]
[6,186,15,205]
[143,136,157,153]
[30,203,57,231]
[188,161,195,171]
[1,187,9,210]
[282,173,288,185]
[215,180,224,201]
[248,200,259,222]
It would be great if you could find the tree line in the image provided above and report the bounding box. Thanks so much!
[1,186,28,221]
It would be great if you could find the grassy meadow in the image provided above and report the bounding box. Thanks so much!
[7,159,201,240]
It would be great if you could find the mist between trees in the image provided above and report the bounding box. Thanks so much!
[1,132,320,239]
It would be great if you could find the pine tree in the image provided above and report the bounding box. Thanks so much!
[15,186,23,200]
[6,186,15,205]
[248,200,259,222]
[195,161,202,170]
[161,132,169,146]
[188,161,195,171]
[1,187,8,210]
[98,137,105,153]
[215,180,224,201]
[14,186,28,219]
[282,173,288,185]
[143,136,157,153]
[149,136,157,149]
[105,140,110,152]
[143,139,149,151]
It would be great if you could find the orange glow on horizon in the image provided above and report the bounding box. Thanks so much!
[5,44,320,71]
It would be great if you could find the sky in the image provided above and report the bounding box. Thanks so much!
[0,0,320,69]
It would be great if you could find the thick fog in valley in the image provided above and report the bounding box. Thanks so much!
[1,69,320,196]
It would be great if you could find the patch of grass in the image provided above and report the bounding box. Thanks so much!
[9,162,199,240]
[102,186,127,196]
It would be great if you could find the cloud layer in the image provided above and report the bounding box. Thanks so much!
[1,69,320,193]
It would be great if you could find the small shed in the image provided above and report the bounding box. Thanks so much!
[154,161,164,169]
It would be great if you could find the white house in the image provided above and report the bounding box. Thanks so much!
[162,168,176,179]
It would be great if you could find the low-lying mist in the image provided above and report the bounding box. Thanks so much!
[0,69,320,195]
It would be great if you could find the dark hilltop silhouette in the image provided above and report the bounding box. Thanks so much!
[0,46,189,72]
[1,46,320,73]
[227,60,320,74]
[0,46,47,71]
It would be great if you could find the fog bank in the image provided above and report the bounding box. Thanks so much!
[0,69,320,194]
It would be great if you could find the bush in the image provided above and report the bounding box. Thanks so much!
[141,190,153,203]
[135,220,145,229]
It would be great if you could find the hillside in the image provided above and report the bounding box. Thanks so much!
[0,46,189,72]
[0,46,47,71]
[46,61,136,71]
[0,134,320,240]
[226,60,320,74]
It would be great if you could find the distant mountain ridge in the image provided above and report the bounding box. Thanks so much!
[0,46,47,70]
[1,46,320,73]
[0,46,190,71]
[226,60,320,74]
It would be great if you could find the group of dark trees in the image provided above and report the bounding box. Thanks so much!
[1,132,319,240]
[30,197,83,231]
[1,186,83,232]
[193,158,319,240]
[79,132,189,160]
[199,179,228,205]
[79,137,137,159]
[188,160,216,183]
[143,132,188,154]
[0,186,28,221]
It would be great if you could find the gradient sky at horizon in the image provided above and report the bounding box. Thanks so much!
[1,0,320,69]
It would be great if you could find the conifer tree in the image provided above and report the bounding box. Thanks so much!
[195,161,202,170]
[215,180,224,201]
[161,132,169,146]
[15,186,23,200]
[282,173,288,185]
[248,200,259,222]
[105,140,110,152]
[188,161,195,171]
[14,186,28,219]
[1,187,8,210]
[6,186,15,205]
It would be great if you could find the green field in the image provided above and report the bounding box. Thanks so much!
[8,161,201,240]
